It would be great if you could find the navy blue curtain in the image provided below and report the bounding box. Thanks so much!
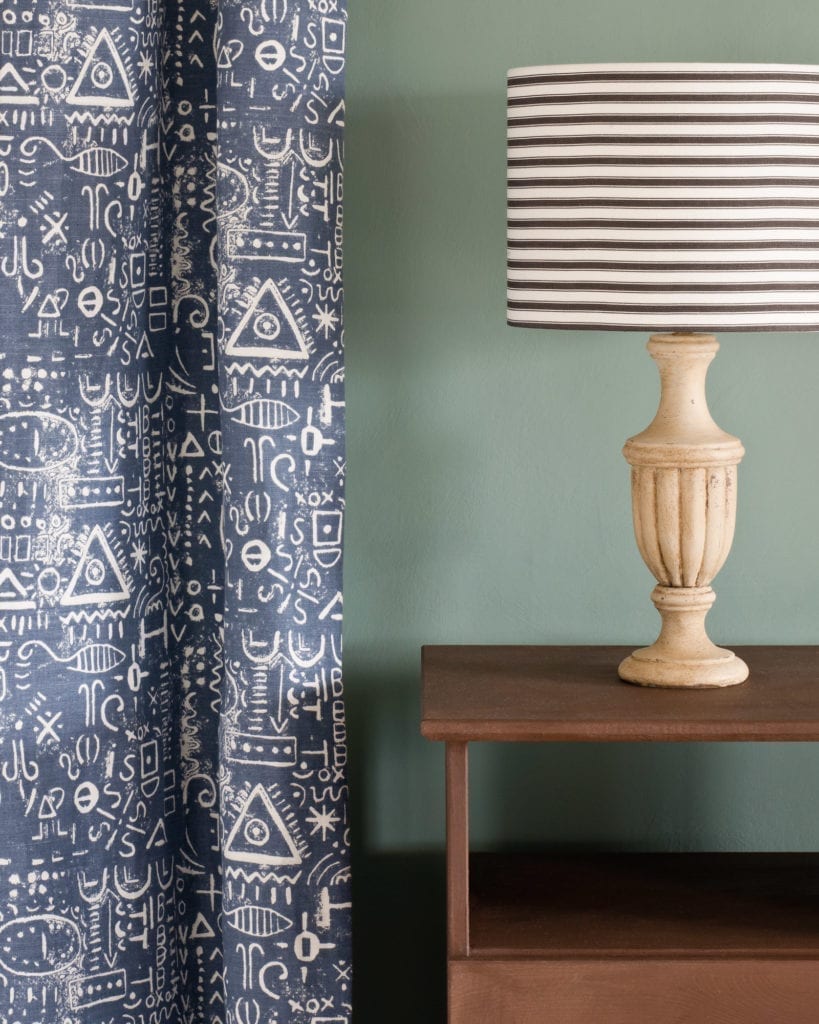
[0,0,350,1020]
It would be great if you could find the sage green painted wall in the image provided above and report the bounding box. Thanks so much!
[344,0,819,1017]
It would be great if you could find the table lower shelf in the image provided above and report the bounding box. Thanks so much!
[450,852,819,1023]
[468,851,819,958]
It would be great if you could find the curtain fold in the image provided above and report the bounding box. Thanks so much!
[0,0,350,1020]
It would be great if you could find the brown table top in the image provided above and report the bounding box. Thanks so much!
[421,645,819,742]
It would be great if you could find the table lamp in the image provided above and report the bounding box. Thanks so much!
[507,62,819,688]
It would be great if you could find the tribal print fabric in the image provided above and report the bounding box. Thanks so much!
[0,0,350,1021]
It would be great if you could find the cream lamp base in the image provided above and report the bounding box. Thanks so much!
[618,585,749,688]
[618,333,749,689]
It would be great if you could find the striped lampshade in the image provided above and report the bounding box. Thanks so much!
[507,63,819,332]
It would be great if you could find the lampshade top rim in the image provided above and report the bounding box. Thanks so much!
[508,61,819,78]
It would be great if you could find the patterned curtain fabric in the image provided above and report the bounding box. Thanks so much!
[0,0,350,1021]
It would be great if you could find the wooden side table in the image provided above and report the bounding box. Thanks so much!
[421,645,819,1024]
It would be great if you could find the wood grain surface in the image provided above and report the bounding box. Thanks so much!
[450,959,819,1024]
[422,645,819,742]
[469,852,819,958]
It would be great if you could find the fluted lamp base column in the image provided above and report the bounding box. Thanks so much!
[618,333,749,689]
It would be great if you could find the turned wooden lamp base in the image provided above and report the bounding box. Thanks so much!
[618,333,748,690]
[618,585,749,689]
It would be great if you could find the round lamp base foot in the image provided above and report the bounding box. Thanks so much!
[618,647,749,689]
[618,586,749,688]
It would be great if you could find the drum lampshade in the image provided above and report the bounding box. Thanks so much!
[507,63,819,331]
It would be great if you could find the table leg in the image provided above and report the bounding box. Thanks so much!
[446,741,469,958]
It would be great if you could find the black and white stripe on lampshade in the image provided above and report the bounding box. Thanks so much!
[507,62,819,331]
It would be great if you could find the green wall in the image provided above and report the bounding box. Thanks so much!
[344,1,819,1018]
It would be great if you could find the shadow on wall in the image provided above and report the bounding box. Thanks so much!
[346,669,446,1022]
[351,851,447,1023]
